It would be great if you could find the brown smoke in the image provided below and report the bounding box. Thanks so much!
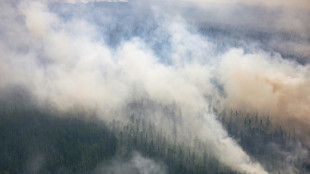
[219,49,310,145]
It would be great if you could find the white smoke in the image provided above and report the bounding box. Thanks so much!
[62,0,128,3]
[93,152,166,174]
[1,0,310,173]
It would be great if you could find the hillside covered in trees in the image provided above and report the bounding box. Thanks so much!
[0,106,238,174]
[1,105,309,174]
[1,0,310,173]
[218,110,310,173]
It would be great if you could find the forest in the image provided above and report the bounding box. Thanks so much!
[1,0,310,173]
[1,105,309,174]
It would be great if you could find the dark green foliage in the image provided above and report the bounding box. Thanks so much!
[218,109,310,173]
[0,107,116,174]
[6,105,309,174]
[0,106,240,174]
[108,115,239,174]
[0,106,239,174]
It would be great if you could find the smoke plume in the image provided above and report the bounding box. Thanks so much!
[92,152,166,174]
[1,0,310,173]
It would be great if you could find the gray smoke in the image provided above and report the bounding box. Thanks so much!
[1,0,310,173]
[92,152,166,174]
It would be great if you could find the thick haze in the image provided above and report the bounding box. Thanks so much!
[1,0,310,173]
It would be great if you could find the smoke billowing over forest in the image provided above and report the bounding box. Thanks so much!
[0,0,310,173]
